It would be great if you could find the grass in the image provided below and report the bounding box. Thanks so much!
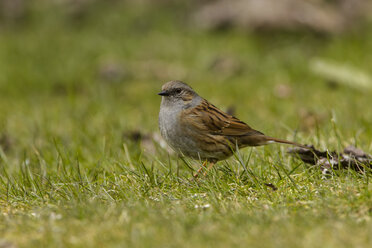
[0,1,372,247]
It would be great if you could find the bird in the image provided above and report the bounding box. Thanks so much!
[158,80,305,177]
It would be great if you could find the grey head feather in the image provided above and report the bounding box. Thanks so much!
[161,80,194,92]
[159,81,202,110]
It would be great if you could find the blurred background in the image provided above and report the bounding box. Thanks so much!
[1,0,372,163]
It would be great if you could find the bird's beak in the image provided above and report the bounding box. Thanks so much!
[158,90,169,96]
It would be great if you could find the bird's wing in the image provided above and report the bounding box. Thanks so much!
[181,99,264,137]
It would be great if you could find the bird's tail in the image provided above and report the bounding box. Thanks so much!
[265,136,307,148]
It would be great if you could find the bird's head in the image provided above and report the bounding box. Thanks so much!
[158,81,199,106]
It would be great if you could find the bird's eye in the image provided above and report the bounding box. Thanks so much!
[175,89,182,94]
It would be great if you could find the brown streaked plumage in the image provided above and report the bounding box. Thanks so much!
[158,80,305,176]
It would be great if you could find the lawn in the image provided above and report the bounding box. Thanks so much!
[0,1,371,247]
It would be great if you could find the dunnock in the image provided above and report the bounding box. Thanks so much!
[158,81,305,176]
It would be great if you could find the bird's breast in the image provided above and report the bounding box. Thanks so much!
[159,105,200,157]
[159,106,179,141]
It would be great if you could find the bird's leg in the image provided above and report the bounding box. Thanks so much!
[193,160,208,178]
[203,162,216,176]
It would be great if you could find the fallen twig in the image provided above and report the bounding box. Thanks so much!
[287,145,372,173]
